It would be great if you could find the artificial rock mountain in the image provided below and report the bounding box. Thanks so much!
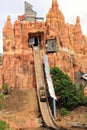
[0,0,87,88]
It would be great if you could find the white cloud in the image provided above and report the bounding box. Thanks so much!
[58,0,87,34]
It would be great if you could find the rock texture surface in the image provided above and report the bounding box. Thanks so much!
[0,88,39,129]
[1,0,87,89]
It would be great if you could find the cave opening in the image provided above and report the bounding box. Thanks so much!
[28,32,43,47]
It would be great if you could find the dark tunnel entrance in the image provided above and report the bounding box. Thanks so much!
[28,32,43,47]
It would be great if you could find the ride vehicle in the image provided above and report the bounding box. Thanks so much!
[39,86,47,102]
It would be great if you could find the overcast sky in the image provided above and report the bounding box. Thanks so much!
[0,0,87,53]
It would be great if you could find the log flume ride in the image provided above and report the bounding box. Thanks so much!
[33,46,60,130]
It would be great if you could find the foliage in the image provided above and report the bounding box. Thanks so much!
[60,108,70,116]
[0,120,11,130]
[0,94,4,100]
[0,92,4,110]
[0,84,10,111]
[2,83,9,95]
[50,67,87,109]
[0,103,3,110]
[77,84,87,105]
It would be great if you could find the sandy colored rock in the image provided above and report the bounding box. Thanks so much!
[1,0,87,88]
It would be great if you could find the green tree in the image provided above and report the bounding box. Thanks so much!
[50,67,87,109]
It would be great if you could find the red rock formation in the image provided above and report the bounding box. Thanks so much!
[46,0,65,38]
[46,0,87,83]
[3,16,14,52]
[1,0,87,88]
[2,17,45,88]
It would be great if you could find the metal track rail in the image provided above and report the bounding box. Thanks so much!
[33,46,60,130]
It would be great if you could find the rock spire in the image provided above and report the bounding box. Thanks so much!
[52,0,59,9]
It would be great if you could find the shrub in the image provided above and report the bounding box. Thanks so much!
[50,67,87,109]
[60,108,70,116]
[0,93,4,110]
[0,104,3,110]
[0,94,4,100]
[2,83,9,95]
[0,120,9,130]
